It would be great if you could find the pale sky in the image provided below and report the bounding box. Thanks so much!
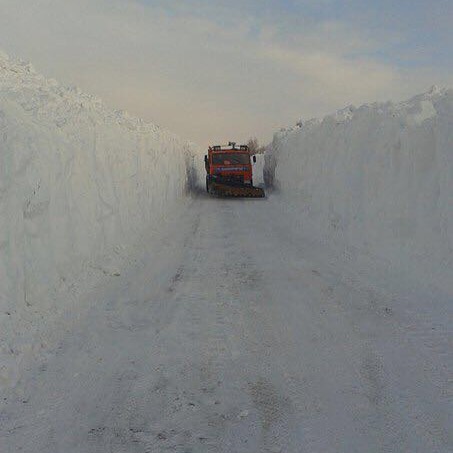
[0,0,452,147]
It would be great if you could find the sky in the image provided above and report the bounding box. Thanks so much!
[0,0,452,147]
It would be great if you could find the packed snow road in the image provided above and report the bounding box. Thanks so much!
[1,195,451,453]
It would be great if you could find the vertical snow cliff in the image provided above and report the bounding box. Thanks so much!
[266,88,453,288]
[0,51,199,386]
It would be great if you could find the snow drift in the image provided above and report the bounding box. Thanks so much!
[266,87,453,289]
[0,51,200,387]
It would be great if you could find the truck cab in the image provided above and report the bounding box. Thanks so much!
[205,142,257,192]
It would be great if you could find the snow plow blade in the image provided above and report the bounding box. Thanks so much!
[210,182,265,198]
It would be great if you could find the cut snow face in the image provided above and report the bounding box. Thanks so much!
[265,88,453,292]
[0,50,201,388]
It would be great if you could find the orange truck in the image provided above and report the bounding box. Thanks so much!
[204,142,265,197]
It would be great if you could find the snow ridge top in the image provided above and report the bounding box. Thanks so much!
[291,86,453,134]
[0,48,167,137]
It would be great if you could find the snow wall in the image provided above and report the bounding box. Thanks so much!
[266,88,453,289]
[0,51,201,387]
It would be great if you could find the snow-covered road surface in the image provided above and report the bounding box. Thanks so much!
[1,195,451,453]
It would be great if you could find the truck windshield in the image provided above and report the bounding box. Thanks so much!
[212,153,250,165]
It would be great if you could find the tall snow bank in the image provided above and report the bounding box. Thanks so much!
[266,87,453,288]
[0,51,200,387]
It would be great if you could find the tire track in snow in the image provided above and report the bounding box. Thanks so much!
[1,197,451,452]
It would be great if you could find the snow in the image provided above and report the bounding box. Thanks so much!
[0,51,451,452]
[265,88,453,293]
[0,51,201,388]
[1,197,451,452]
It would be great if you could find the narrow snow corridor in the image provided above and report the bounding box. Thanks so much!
[1,196,451,453]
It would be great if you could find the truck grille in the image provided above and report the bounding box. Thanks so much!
[216,175,244,185]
